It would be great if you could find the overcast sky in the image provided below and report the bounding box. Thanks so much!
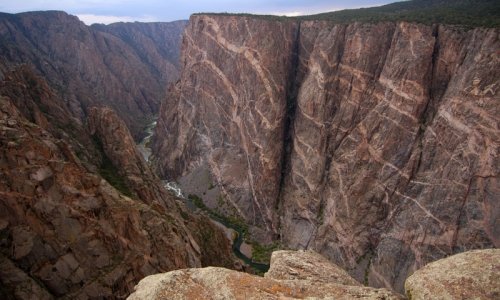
[0,0,394,25]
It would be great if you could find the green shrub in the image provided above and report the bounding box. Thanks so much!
[251,242,280,264]
[93,135,134,197]
[99,155,134,197]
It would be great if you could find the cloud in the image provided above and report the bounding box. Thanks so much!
[281,11,304,17]
[0,0,394,23]
[263,5,344,17]
[76,14,157,25]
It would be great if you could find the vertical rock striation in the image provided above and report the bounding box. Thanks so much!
[153,15,499,291]
[153,15,299,234]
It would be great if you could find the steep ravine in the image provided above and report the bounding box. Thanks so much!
[0,11,186,139]
[138,124,270,273]
[0,67,236,298]
[152,14,499,292]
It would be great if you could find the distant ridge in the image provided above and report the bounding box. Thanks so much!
[196,0,500,27]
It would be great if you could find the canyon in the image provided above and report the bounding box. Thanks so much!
[0,13,235,299]
[152,14,500,292]
[0,1,498,298]
[0,11,186,139]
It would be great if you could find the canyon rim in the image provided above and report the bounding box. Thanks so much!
[1,0,499,298]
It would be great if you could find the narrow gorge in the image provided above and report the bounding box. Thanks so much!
[0,0,498,298]
[152,14,500,291]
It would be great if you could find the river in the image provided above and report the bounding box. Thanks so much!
[136,120,156,162]
[137,120,269,273]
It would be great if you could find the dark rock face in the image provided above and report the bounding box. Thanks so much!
[92,20,186,74]
[88,106,172,208]
[153,15,299,235]
[0,66,101,168]
[153,15,500,292]
[0,71,234,298]
[0,11,186,139]
[294,23,500,291]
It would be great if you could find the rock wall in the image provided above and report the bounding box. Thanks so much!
[0,70,234,298]
[0,11,186,139]
[153,14,500,291]
[153,15,299,234]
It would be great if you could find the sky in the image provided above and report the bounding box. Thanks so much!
[0,0,395,25]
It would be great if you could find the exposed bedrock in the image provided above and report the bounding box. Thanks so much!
[0,11,186,139]
[128,249,500,300]
[0,71,235,298]
[128,250,404,300]
[153,15,300,235]
[153,14,499,291]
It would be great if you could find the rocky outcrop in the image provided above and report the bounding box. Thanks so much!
[0,72,234,298]
[88,106,172,208]
[129,249,500,300]
[128,250,403,300]
[153,14,500,292]
[265,250,360,286]
[405,249,500,299]
[0,66,101,168]
[0,11,186,139]
[87,105,237,270]
[0,96,196,298]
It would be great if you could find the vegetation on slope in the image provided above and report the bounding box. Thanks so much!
[188,194,249,237]
[196,0,500,28]
[92,136,134,197]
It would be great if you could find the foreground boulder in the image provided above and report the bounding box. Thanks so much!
[405,249,500,300]
[265,250,360,286]
[128,250,403,299]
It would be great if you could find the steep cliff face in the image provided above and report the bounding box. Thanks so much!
[88,106,172,208]
[0,71,234,298]
[92,20,187,76]
[0,66,101,168]
[153,15,299,234]
[286,22,499,291]
[0,11,186,139]
[153,15,499,291]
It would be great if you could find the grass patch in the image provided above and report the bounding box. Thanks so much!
[92,135,134,197]
[251,242,280,264]
[317,201,326,225]
[188,194,207,209]
[188,194,249,237]
[99,155,134,197]
[208,182,215,190]
[217,195,224,207]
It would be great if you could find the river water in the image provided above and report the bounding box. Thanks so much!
[136,120,269,273]
[136,120,156,162]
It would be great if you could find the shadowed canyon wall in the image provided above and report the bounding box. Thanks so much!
[0,67,234,299]
[153,14,499,291]
[0,11,186,139]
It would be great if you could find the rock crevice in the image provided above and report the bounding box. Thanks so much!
[153,15,500,292]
